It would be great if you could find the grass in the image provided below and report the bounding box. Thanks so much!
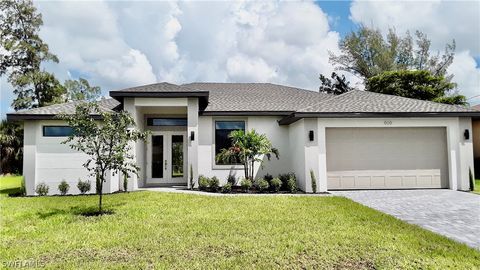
[0,175,23,195]
[473,179,480,194]
[1,192,479,269]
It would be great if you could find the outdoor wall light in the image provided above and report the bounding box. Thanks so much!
[191,131,195,141]
[309,130,314,141]
[464,129,469,140]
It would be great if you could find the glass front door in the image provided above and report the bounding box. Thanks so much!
[147,132,187,185]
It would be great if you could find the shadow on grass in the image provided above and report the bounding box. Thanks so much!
[36,203,124,219]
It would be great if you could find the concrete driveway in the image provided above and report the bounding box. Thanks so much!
[331,189,480,249]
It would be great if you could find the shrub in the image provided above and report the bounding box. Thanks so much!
[198,175,210,191]
[270,177,282,192]
[58,180,70,195]
[287,177,297,193]
[256,179,269,192]
[221,183,232,193]
[279,172,296,191]
[263,173,273,183]
[210,176,220,192]
[240,178,252,192]
[35,183,49,196]
[310,169,317,193]
[77,179,91,194]
[227,174,237,186]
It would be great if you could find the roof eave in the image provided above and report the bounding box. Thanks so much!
[6,114,104,121]
[279,111,480,125]
[200,111,293,116]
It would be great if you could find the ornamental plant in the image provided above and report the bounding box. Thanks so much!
[216,129,279,180]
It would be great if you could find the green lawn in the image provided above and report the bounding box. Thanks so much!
[0,175,23,195]
[1,192,478,269]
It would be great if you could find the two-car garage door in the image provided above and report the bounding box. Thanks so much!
[326,127,449,190]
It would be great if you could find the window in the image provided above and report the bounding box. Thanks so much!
[215,121,245,164]
[43,126,74,137]
[147,118,187,126]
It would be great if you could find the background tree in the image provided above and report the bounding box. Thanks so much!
[329,26,456,80]
[0,0,64,110]
[60,103,147,214]
[0,120,23,174]
[64,78,101,102]
[366,70,467,105]
[325,25,465,104]
[216,129,279,180]
[319,72,353,95]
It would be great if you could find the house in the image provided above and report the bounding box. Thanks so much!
[472,104,480,179]
[7,82,480,195]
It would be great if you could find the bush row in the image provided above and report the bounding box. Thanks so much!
[35,179,92,196]
[198,173,298,193]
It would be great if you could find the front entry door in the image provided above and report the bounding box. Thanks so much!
[146,131,187,185]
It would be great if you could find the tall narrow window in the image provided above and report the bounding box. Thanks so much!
[151,135,164,178]
[171,135,184,177]
[215,121,245,164]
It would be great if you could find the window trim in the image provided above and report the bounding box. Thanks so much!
[42,126,74,137]
[212,118,247,170]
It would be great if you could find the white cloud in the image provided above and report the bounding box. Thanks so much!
[350,0,480,104]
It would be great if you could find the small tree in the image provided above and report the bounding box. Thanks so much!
[319,72,353,95]
[60,102,147,213]
[216,129,279,180]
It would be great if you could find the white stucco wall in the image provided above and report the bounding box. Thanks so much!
[22,108,474,194]
[197,115,291,185]
[23,120,120,195]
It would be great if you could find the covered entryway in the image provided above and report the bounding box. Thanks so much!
[146,131,187,185]
[326,127,449,189]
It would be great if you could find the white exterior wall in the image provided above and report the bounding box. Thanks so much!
[197,115,291,185]
[23,120,120,195]
[22,108,475,194]
[288,120,306,191]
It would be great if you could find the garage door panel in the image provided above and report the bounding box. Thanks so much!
[326,127,448,190]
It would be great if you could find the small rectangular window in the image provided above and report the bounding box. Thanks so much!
[43,126,74,137]
[215,121,245,165]
[147,118,187,126]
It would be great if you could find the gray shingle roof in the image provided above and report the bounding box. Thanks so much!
[183,82,330,112]
[7,82,478,121]
[7,98,120,119]
[298,90,475,113]
[110,82,203,93]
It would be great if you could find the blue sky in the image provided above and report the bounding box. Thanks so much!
[1,0,479,119]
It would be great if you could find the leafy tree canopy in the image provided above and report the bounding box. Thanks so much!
[366,70,467,105]
[319,72,353,95]
[64,78,101,102]
[0,0,62,110]
[60,102,147,213]
[329,26,456,80]
[0,120,23,174]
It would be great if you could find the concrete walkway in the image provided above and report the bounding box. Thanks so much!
[331,189,480,249]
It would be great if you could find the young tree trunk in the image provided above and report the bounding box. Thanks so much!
[98,171,105,214]
[250,159,255,181]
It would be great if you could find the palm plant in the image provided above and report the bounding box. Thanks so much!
[0,120,23,174]
[216,129,279,180]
